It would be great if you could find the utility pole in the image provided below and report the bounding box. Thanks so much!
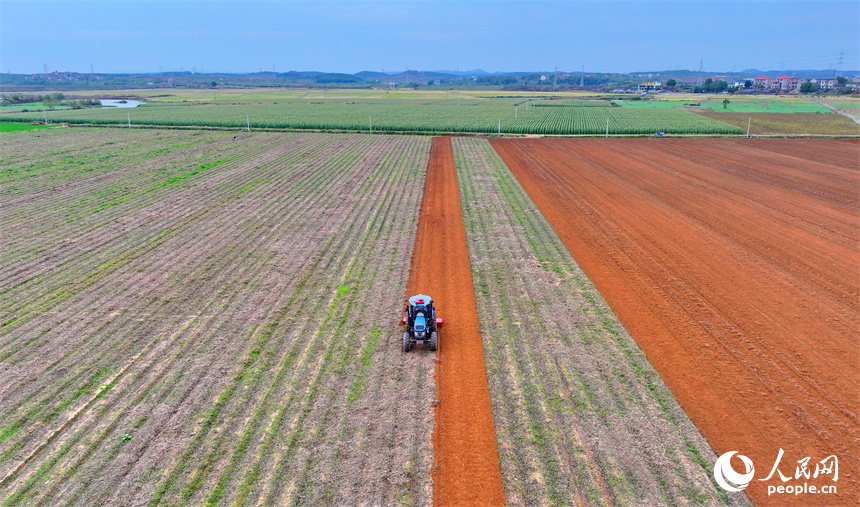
[498,117,501,135]
[699,59,704,86]
[554,66,557,92]
[128,112,131,129]
[369,115,372,134]
[515,106,518,119]
[247,114,250,132]
[747,117,751,138]
[43,63,48,74]
[836,50,844,77]
[605,117,609,138]
[580,65,584,87]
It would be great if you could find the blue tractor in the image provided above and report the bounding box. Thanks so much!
[401,294,442,352]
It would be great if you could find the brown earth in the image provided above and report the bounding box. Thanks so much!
[452,137,746,506]
[490,138,859,506]
[407,137,505,506]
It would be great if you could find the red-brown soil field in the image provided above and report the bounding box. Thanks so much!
[490,138,859,506]
[408,137,505,506]
[453,137,745,506]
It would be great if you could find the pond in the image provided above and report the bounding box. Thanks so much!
[100,99,143,108]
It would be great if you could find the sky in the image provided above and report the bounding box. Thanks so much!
[1,0,858,75]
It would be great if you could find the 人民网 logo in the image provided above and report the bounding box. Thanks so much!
[714,451,755,492]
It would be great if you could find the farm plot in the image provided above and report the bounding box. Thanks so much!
[0,129,434,505]
[694,111,860,135]
[4,99,742,135]
[407,138,505,506]
[490,138,860,506]
[453,138,743,506]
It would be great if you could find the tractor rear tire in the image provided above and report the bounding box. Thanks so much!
[430,331,438,352]
[403,331,412,352]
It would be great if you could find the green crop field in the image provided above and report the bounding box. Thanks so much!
[0,123,55,132]
[3,99,742,135]
[0,104,73,111]
[615,97,832,113]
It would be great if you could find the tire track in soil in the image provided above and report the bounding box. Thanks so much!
[408,137,505,506]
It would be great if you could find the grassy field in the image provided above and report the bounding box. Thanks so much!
[0,129,435,505]
[452,138,743,506]
[0,123,55,132]
[2,99,742,135]
[615,97,832,113]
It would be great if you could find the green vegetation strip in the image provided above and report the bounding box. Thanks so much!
[0,123,55,132]
[2,99,742,134]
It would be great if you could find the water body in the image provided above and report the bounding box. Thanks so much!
[100,99,143,108]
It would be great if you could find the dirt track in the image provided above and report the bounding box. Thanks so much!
[408,137,505,506]
[490,138,859,506]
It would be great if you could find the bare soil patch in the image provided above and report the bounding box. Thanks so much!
[490,138,859,506]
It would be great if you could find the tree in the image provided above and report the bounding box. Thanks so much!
[722,98,731,109]
[427,80,435,86]
[836,76,848,85]
[800,81,818,93]
[744,80,753,89]
[666,78,676,88]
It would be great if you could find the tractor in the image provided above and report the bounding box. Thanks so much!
[401,294,442,352]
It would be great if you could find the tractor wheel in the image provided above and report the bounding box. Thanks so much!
[402,331,412,352]
[430,331,438,352]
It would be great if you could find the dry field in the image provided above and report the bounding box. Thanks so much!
[0,129,434,505]
[2,126,856,507]
[453,137,744,506]
[490,138,859,506]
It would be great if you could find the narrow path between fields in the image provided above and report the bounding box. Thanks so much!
[407,137,505,506]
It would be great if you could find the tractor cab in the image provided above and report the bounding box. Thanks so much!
[401,294,442,352]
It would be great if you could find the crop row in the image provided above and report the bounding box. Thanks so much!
[0,130,434,505]
[5,99,743,134]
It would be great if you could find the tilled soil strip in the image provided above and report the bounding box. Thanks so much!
[407,137,505,506]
